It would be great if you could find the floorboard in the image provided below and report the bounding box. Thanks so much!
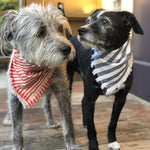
[0,81,150,150]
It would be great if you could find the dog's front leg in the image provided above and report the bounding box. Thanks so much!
[57,94,76,150]
[43,93,61,128]
[52,81,80,150]
[107,90,128,150]
[108,72,133,150]
[9,93,23,150]
[82,96,99,150]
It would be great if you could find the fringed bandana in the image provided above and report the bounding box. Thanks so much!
[91,40,133,95]
[8,48,57,108]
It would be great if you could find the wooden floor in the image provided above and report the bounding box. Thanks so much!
[0,81,150,150]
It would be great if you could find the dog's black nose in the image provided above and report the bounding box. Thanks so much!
[60,45,71,55]
[78,27,87,35]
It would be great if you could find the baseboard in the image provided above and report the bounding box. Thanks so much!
[128,93,150,105]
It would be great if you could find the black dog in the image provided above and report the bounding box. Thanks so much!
[69,9,143,150]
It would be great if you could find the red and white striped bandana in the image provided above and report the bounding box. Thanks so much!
[8,48,57,108]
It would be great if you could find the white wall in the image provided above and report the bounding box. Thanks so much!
[121,0,133,12]
[102,0,116,10]
[102,0,133,12]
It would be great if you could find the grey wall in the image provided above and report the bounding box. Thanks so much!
[131,0,150,102]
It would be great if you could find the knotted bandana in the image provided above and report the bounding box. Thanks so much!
[8,48,57,108]
[91,40,133,95]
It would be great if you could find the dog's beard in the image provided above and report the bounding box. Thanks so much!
[77,35,104,51]
[78,36,95,48]
[33,47,75,68]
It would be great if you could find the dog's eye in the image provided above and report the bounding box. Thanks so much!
[101,19,109,25]
[86,18,91,24]
[58,25,63,33]
[37,26,47,38]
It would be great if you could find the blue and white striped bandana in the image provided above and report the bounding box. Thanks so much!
[91,40,133,95]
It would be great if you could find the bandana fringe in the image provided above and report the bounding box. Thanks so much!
[91,40,133,95]
[8,48,57,108]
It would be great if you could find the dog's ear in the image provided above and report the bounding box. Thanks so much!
[57,2,65,16]
[1,11,17,43]
[63,20,72,39]
[121,11,144,35]
[57,3,72,39]
[0,11,17,53]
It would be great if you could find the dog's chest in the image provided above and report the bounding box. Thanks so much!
[8,48,57,108]
[90,40,133,95]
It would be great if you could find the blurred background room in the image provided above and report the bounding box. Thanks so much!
[0,0,150,102]
[0,1,150,150]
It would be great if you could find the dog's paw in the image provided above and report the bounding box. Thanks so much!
[66,144,81,150]
[108,141,120,150]
[3,118,12,126]
[47,121,61,129]
[11,147,24,150]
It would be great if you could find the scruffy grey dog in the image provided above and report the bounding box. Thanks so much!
[3,2,66,129]
[0,3,80,150]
